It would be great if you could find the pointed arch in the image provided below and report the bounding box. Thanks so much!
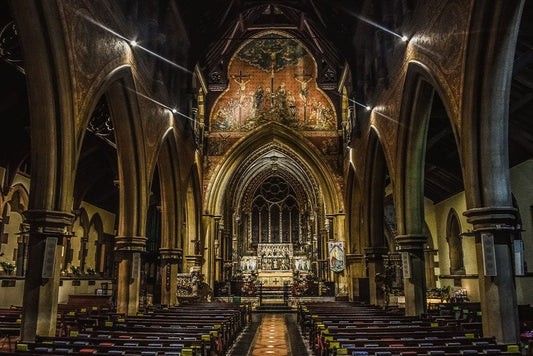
[364,126,395,251]
[155,128,181,253]
[184,163,202,269]
[345,164,362,254]
[76,66,148,244]
[4,184,29,214]
[206,122,342,216]
[395,61,460,241]
[446,208,464,275]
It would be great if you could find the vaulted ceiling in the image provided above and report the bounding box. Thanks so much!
[0,0,531,207]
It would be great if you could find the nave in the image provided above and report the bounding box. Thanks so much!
[1,301,527,355]
[0,0,532,354]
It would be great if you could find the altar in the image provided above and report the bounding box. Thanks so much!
[257,271,293,287]
[239,243,311,287]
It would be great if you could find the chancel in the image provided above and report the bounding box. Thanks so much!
[0,0,532,355]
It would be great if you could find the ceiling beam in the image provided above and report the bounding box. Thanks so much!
[510,91,533,114]
[426,127,452,151]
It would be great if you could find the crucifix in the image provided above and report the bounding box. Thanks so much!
[269,49,283,106]
[231,70,251,123]
[294,70,313,120]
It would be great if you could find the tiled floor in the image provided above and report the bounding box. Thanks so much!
[250,314,290,355]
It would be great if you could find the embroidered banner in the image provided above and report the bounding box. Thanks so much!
[328,241,345,272]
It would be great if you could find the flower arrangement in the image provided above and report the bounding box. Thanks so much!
[70,265,81,277]
[0,262,16,276]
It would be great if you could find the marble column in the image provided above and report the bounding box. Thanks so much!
[464,207,519,344]
[114,235,146,315]
[364,247,388,306]
[396,234,427,316]
[20,210,74,342]
[159,248,181,306]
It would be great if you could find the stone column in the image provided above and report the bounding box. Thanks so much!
[346,253,366,301]
[16,222,29,277]
[20,210,74,342]
[214,218,223,283]
[396,234,427,316]
[202,215,217,289]
[159,248,181,306]
[463,207,519,344]
[364,247,388,306]
[115,236,146,315]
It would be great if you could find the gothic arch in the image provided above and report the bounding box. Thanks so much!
[153,128,181,252]
[446,208,464,275]
[365,126,395,250]
[206,122,342,216]
[395,61,460,241]
[345,165,362,254]
[76,66,148,242]
[4,184,29,214]
[87,213,104,272]
[184,164,202,267]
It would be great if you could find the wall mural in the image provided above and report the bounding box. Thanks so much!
[211,33,336,132]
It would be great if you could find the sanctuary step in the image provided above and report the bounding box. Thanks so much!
[255,304,294,313]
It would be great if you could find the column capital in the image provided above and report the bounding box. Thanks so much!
[346,253,365,263]
[159,248,182,261]
[395,234,427,251]
[22,209,74,238]
[463,206,517,232]
[364,247,388,260]
[114,236,147,252]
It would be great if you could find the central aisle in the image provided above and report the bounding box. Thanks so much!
[250,314,289,355]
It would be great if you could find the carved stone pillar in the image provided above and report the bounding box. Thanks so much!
[20,210,74,342]
[396,234,427,316]
[159,248,181,306]
[464,207,519,344]
[114,235,146,315]
[364,247,388,306]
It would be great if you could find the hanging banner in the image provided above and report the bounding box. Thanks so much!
[328,241,345,272]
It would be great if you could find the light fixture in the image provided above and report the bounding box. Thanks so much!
[401,35,409,42]
[130,40,137,47]
[172,108,178,114]
[365,106,372,111]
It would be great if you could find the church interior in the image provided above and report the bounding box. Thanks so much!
[0,0,532,355]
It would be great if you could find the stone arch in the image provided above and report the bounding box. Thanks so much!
[207,122,342,216]
[155,128,181,252]
[0,184,30,271]
[446,208,464,275]
[150,128,183,306]
[184,163,202,272]
[394,61,462,316]
[365,126,396,251]
[4,184,29,214]
[75,65,148,243]
[396,61,460,240]
[205,122,343,285]
[345,165,362,254]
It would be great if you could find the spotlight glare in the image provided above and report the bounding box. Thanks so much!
[401,35,408,42]
[365,106,371,111]
[130,40,137,47]
[172,108,178,114]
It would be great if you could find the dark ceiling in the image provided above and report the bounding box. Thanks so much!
[0,0,531,208]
